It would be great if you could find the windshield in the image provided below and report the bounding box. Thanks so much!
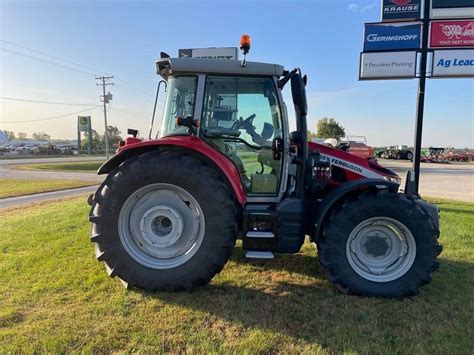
[159,76,197,137]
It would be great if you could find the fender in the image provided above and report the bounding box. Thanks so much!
[311,178,399,242]
[97,135,247,205]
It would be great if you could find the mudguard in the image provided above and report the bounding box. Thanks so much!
[97,135,247,205]
[312,178,399,242]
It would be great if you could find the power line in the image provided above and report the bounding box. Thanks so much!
[0,97,98,106]
[0,39,110,76]
[1,106,99,124]
[2,39,154,100]
[1,48,97,76]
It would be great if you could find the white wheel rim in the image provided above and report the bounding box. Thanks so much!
[346,217,416,283]
[118,183,205,269]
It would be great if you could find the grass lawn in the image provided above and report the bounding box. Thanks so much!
[0,197,472,353]
[0,179,95,199]
[17,161,103,172]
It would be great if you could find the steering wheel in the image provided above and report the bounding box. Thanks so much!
[232,114,256,131]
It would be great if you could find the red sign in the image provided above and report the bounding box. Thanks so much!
[430,20,474,48]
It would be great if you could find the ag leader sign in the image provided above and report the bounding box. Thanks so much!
[432,49,474,77]
[364,22,421,51]
[430,20,474,48]
[360,51,417,80]
[382,0,421,22]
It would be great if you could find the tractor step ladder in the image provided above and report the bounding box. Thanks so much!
[246,231,274,239]
[245,251,274,259]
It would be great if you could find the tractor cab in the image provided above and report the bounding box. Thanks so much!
[156,57,292,198]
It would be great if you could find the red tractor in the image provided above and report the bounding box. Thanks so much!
[89,45,441,298]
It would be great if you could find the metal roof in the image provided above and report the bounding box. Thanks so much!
[156,57,285,79]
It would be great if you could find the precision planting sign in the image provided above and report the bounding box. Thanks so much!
[364,22,421,51]
[382,0,421,21]
[430,20,474,48]
[360,51,417,79]
[432,49,474,77]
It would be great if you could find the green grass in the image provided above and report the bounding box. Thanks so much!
[17,161,103,172]
[0,179,95,198]
[0,197,473,353]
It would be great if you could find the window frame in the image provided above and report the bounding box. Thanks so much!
[160,75,198,138]
[199,74,286,198]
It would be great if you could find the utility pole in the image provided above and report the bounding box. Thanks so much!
[411,0,431,195]
[96,76,114,159]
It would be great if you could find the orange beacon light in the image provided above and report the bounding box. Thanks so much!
[240,34,251,55]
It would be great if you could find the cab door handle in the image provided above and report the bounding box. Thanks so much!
[272,137,283,160]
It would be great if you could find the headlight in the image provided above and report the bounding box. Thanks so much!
[383,176,402,185]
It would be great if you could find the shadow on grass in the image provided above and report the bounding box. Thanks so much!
[145,252,473,353]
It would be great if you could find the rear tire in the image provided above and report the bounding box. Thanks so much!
[317,190,441,298]
[89,151,238,291]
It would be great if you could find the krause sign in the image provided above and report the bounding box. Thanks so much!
[430,20,474,48]
[360,51,417,79]
[382,0,421,22]
[364,22,421,51]
[432,49,474,77]
[431,0,474,19]
[178,47,238,60]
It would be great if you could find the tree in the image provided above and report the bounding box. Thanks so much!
[82,129,102,150]
[0,130,15,141]
[316,118,345,140]
[16,132,28,140]
[32,132,51,141]
[106,126,122,145]
[307,130,318,141]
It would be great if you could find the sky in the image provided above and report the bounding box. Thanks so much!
[0,0,473,148]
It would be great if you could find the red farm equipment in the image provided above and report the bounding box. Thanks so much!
[88,39,441,298]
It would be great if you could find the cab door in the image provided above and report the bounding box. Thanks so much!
[200,75,284,197]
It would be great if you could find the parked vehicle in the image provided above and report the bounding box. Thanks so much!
[89,42,441,298]
[335,136,375,160]
[381,145,413,161]
[421,147,448,163]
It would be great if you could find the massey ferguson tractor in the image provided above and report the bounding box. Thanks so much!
[89,38,441,298]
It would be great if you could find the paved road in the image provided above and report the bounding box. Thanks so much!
[0,156,105,183]
[1,156,472,208]
[0,185,98,209]
[379,159,474,202]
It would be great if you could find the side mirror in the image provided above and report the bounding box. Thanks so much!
[291,74,308,116]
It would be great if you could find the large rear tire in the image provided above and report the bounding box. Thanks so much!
[317,190,441,298]
[89,151,238,291]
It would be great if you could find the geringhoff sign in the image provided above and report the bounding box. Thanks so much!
[364,22,421,51]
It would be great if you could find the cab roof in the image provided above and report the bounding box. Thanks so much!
[156,57,285,79]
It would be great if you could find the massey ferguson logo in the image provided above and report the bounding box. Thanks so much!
[383,0,420,20]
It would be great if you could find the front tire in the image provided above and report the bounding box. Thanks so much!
[89,151,238,291]
[317,190,441,298]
